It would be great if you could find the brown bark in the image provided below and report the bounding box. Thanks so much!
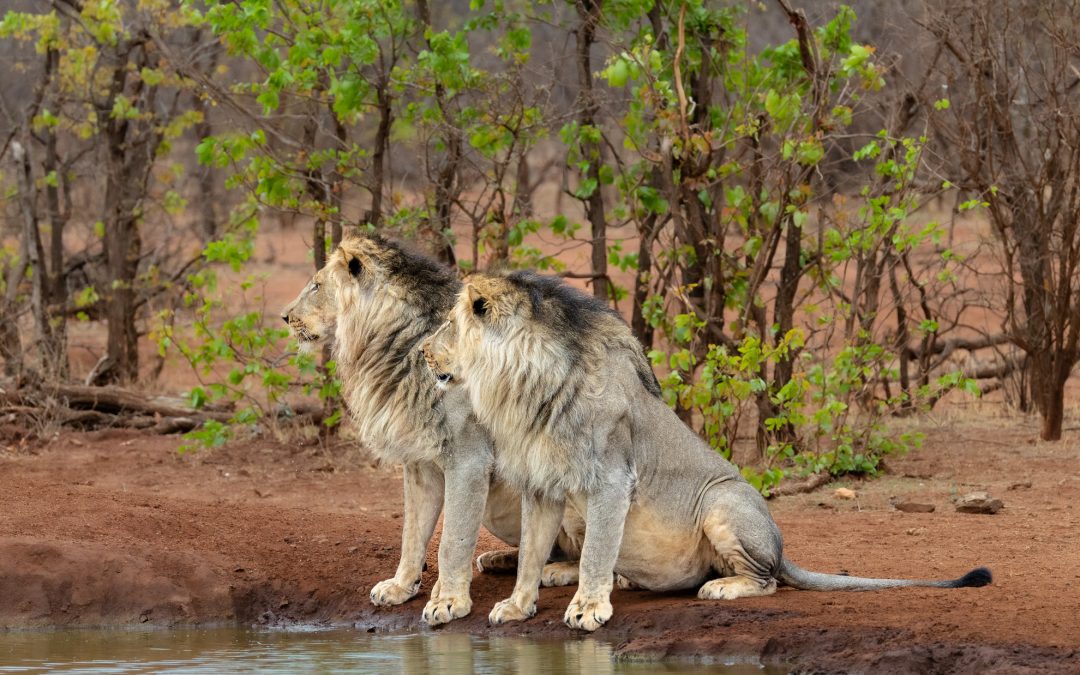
[12,140,55,374]
[1040,375,1066,441]
[40,47,69,379]
[368,73,392,228]
[416,0,460,267]
[191,33,220,242]
[575,0,609,303]
[1,383,326,432]
[93,38,162,385]
[923,3,1080,440]
[630,212,661,350]
[0,257,26,379]
[328,115,347,248]
[299,108,326,272]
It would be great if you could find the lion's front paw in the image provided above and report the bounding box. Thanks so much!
[563,592,612,632]
[488,597,536,625]
[369,578,419,607]
[541,561,579,587]
[476,550,517,574]
[422,591,472,626]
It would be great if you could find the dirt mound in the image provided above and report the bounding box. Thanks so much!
[1,420,1079,672]
[0,538,231,627]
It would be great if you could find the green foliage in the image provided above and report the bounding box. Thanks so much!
[0,0,975,480]
[154,223,341,452]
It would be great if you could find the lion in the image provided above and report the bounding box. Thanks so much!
[420,270,992,632]
[281,234,533,626]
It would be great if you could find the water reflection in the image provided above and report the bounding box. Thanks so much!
[0,627,784,674]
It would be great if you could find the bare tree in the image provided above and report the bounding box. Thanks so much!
[924,0,1080,440]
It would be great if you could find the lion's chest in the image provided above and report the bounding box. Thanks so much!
[344,380,444,464]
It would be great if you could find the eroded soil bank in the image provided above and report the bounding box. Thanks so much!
[1,416,1078,673]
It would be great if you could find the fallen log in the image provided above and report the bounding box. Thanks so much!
[768,472,832,499]
[33,383,234,421]
[1,383,326,435]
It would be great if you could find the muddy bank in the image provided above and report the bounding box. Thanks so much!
[1,422,1078,673]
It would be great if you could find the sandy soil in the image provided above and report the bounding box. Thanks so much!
[1,411,1078,674]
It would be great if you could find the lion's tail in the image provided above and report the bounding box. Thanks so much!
[777,558,992,591]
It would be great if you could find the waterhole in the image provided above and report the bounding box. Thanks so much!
[0,628,787,674]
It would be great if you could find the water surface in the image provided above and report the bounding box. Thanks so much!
[0,628,785,674]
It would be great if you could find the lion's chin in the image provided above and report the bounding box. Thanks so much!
[296,337,322,355]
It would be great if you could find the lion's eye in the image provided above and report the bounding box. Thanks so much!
[312,282,320,291]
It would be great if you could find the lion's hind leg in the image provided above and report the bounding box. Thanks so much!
[477,549,518,574]
[698,482,782,602]
[541,561,579,587]
[697,575,777,600]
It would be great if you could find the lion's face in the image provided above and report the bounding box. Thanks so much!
[420,320,459,389]
[281,267,339,352]
[420,274,527,388]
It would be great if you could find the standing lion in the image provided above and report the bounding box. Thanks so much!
[281,234,524,625]
[421,270,991,632]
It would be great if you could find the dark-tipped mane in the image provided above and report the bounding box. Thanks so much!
[503,271,661,399]
[504,270,616,328]
[362,233,461,322]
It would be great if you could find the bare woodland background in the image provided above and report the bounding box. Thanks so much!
[3,0,1080,491]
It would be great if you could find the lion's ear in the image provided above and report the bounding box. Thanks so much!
[465,284,489,318]
[347,255,362,277]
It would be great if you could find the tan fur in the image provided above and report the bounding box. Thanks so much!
[421,271,992,632]
[429,278,649,499]
[282,236,518,626]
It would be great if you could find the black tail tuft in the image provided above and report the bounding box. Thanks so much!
[953,566,993,588]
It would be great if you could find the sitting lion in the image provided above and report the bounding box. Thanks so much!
[420,270,992,632]
[281,234,531,625]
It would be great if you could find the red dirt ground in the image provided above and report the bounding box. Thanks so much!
[1,410,1079,673]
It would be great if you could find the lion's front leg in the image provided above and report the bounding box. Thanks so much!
[489,494,564,626]
[370,461,444,607]
[423,428,493,626]
[564,423,634,632]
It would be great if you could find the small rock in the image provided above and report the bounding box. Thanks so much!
[833,487,857,500]
[1007,481,1032,490]
[894,501,935,513]
[348,546,359,554]
[906,527,927,536]
[955,491,1003,514]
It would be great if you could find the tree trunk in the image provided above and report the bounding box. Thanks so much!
[575,0,608,303]
[329,115,347,248]
[94,40,157,385]
[416,0,460,266]
[1,250,28,380]
[101,205,142,384]
[1039,375,1065,441]
[41,48,69,378]
[368,76,392,228]
[193,92,219,241]
[12,140,56,376]
[191,33,220,242]
[630,212,659,350]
